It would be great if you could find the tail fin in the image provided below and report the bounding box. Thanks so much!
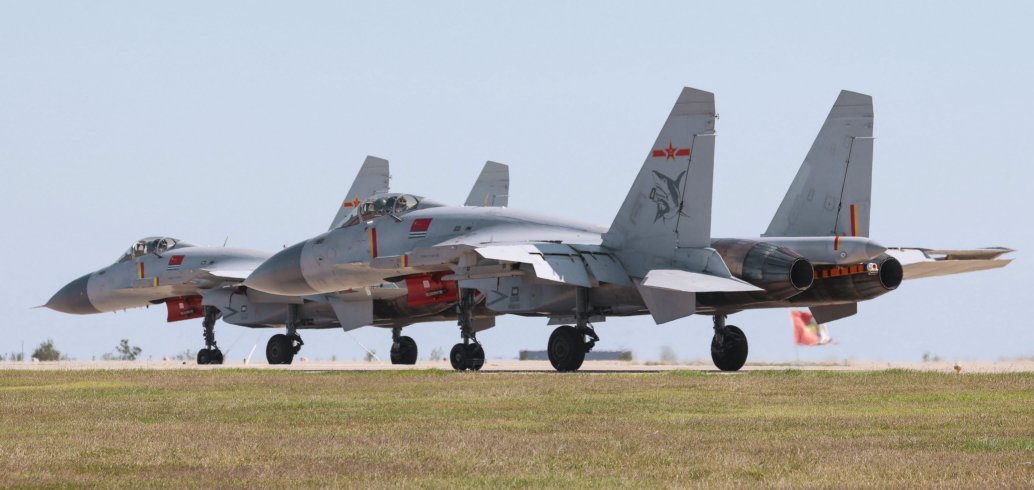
[603,87,717,256]
[765,91,874,238]
[328,156,391,230]
[464,161,509,207]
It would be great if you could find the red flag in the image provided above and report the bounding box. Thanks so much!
[791,310,832,346]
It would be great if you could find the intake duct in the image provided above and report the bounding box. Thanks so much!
[711,239,814,302]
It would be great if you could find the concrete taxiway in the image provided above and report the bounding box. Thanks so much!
[2,359,1032,373]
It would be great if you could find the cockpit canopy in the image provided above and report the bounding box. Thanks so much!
[340,193,437,227]
[116,237,193,263]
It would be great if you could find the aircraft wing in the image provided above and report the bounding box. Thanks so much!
[885,247,1014,280]
[464,161,509,207]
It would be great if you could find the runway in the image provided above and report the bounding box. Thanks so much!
[2,359,1032,373]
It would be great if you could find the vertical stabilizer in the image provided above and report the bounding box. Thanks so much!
[603,87,717,257]
[765,91,874,238]
[328,156,391,230]
[464,161,509,207]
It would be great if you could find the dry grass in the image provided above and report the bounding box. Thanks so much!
[0,369,1031,488]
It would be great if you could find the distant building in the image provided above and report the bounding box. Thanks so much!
[519,350,632,361]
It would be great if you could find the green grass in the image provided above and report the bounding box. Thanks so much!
[0,369,1031,488]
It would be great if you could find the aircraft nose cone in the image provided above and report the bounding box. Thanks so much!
[244,242,318,295]
[46,274,99,314]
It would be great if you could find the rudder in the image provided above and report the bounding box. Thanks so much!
[603,87,717,257]
[764,90,874,238]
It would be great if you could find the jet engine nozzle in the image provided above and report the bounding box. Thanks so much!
[244,242,319,296]
[878,256,903,290]
[711,239,814,301]
[792,254,903,304]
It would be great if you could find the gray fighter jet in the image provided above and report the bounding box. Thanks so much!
[244,87,1013,372]
[44,159,510,365]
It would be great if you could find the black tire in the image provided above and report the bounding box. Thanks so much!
[548,326,586,372]
[450,343,467,371]
[210,349,224,365]
[711,325,748,372]
[390,342,403,365]
[266,334,294,365]
[197,348,210,365]
[467,343,485,371]
[399,336,418,365]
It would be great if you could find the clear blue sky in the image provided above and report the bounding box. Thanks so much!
[2,1,1030,362]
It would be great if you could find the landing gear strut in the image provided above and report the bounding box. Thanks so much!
[267,305,304,365]
[547,287,598,372]
[450,289,485,371]
[710,314,748,371]
[196,306,224,365]
[390,327,418,365]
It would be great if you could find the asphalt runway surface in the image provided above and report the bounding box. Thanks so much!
[2,359,1032,373]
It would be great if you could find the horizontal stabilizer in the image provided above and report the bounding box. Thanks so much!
[637,285,695,324]
[641,269,763,293]
[886,247,1014,280]
[811,303,857,323]
[327,294,373,331]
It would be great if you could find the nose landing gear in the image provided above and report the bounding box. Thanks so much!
[196,307,224,365]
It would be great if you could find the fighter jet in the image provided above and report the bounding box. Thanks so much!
[44,159,510,365]
[206,159,509,365]
[43,237,270,364]
[244,87,1012,372]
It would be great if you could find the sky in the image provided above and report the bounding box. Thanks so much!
[1,1,1031,363]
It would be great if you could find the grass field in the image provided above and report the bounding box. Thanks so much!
[1,369,1031,488]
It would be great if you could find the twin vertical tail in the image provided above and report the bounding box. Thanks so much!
[603,87,718,259]
[328,156,391,230]
[764,91,874,238]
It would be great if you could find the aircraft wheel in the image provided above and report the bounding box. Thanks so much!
[391,336,419,365]
[266,334,295,365]
[197,348,211,365]
[711,325,748,372]
[209,349,224,365]
[450,343,468,371]
[548,325,586,372]
[466,343,485,371]
[399,336,418,365]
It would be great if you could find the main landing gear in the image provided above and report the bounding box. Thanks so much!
[197,306,224,365]
[710,314,748,371]
[267,305,304,365]
[547,287,598,372]
[390,327,418,365]
[450,289,485,371]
